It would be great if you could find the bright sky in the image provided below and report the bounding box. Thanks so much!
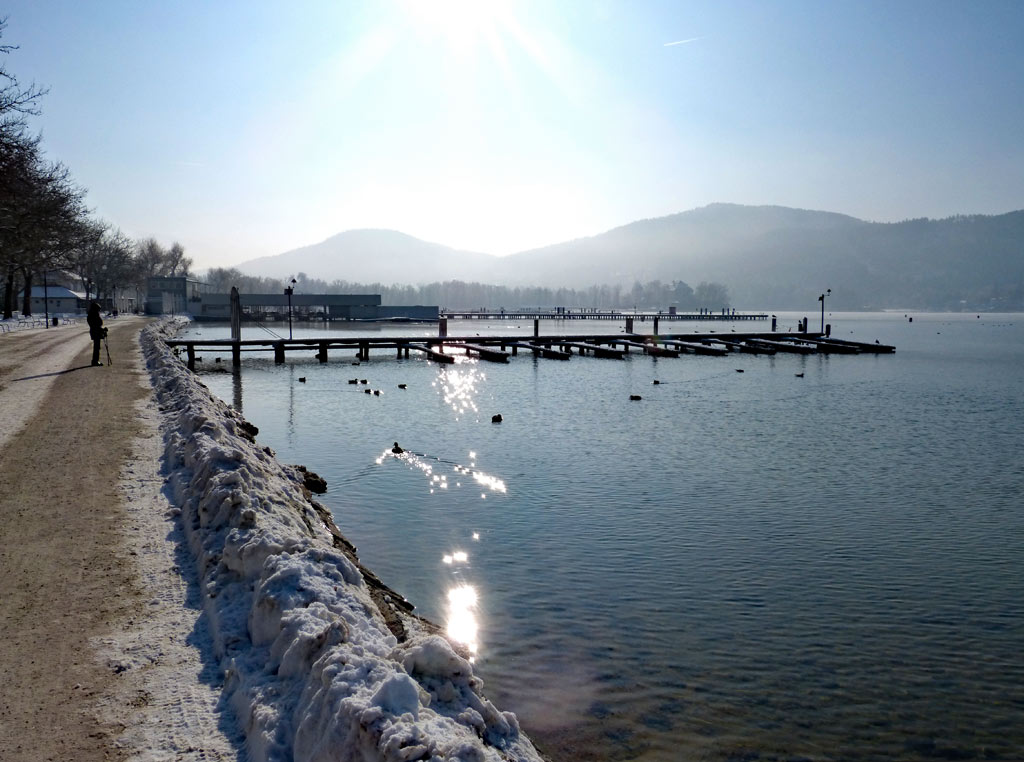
[6,0,1023,270]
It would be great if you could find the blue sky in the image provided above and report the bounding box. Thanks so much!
[5,0,1023,270]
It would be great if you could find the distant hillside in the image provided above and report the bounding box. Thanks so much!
[235,205,1024,310]
[235,229,496,285]
[494,204,1024,309]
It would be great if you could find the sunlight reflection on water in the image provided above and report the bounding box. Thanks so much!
[446,584,480,658]
[433,367,486,419]
[377,448,509,499]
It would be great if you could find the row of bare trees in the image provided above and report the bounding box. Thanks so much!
[198,268,731,311]
[0,19,190,318]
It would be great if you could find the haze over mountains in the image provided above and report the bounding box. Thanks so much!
[234,204,1024,310]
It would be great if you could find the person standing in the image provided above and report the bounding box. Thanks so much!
[87,301,104,366]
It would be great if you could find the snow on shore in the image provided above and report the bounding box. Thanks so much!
[140,320,544,762]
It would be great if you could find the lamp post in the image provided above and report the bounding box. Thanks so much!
[818,288,831,333]
[43,269,50,328]
[285,278,296,340]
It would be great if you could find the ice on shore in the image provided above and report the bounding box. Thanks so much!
[141,320,544,762]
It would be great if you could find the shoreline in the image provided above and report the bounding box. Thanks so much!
[0,317,545,761]
[139,318,545,761]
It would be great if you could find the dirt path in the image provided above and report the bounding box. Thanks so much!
[0,318,242,761]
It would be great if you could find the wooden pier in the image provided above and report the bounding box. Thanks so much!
[440,309,769,322]
[661,339,730,356]
[166,330,894,371]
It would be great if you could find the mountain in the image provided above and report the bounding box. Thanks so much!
[491,203,866,287]
[234,205,1024,310]
[494,204,1024,309]
[235,229,496,285]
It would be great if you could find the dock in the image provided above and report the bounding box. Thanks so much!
[662,339,730,356]
[443,342,511,363]
[509,342,573,360]
[165,330,895,371]
[440,309,769,321]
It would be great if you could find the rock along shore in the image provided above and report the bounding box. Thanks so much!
[141,318,545,762]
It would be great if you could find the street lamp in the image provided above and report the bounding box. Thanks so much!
[43,269,51,328]
[284,278,296,340]
[818,288,831,333]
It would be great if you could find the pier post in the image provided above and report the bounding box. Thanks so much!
[533,319,539,338]
[230,287,241,368]
[771,315,777,332]
[654,317,659,334]
[626,317,633,333]
[186,344,196,372]
[318,342,328,363]
[274,341,285,364]
[439,318,448,339]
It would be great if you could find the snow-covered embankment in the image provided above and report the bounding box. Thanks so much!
[141,320,544,762]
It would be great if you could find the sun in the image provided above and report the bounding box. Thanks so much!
[402,0,515,54]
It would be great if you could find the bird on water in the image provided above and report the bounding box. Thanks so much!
[392,442,404,454]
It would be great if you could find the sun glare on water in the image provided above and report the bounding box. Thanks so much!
[446,584,480,657]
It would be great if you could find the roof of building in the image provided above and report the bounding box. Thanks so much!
[22,286,84,299]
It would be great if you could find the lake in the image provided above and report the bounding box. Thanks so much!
[185,312,1024,761]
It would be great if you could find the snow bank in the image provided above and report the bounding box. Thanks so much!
[140,320,544,762]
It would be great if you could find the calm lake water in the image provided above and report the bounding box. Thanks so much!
[186,312,1024,761]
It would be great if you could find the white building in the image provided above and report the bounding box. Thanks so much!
[20,285,85,316]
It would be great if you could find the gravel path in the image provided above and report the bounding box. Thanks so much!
[0,317,243,761]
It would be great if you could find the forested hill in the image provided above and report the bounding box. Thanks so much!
[493,204,1024,310]
[235,205,1024,311]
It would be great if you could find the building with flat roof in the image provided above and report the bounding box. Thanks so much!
[146,276,214,315]
[145,277,437,321]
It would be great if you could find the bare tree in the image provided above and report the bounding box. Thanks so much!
[1,125,90,317]
[0,18,47,121]
[164,241,192,276]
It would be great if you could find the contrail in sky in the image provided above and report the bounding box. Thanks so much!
[664,37,702,46]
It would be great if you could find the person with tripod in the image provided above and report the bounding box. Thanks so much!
[87,301,104,366]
